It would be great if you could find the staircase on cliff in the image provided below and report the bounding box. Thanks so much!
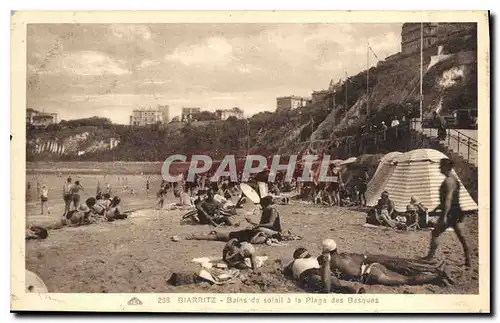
[419,127,478,167]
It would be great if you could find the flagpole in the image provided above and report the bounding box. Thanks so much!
[345,71,348,113]
[419,23,424,125]
[366,42,369,117]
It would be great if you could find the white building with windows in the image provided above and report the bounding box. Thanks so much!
[130,108,164,126]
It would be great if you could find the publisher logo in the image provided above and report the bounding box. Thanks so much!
[127,297,143,306]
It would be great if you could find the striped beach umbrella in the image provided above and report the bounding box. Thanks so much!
[367,149,477,213]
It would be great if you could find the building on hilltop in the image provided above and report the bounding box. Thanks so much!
[401,22,477,55]
[26,108,58,127]
[181,107,201,122]
[276,96,308,112]
[158,105,170,124]
[401,23,439,55]
[216,107,245,120]
[130,108,164,126]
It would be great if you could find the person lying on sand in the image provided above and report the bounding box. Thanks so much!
[62,204,94,226]
[105,196,128,221]
[25,225,49,240]
[319,239,453,286]
[186,195,282,243]
[195,189,235,227]
[283,247,364,294]
[167,238,259,287]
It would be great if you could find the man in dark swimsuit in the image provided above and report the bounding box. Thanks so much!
[358,169,370,207]
[327,166,343,206]
[423,158,471,267]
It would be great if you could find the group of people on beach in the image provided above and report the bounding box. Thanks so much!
[167,157,471,293]
[27,155,472,294]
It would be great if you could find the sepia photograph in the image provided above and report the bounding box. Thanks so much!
[11,11,490,313]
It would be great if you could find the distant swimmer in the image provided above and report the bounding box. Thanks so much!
[423,158,471,267]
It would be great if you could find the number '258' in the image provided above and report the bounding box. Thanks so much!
[158,297,170,304]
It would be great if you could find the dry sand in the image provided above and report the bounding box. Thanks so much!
[25,173,479,294]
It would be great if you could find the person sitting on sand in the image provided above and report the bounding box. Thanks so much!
[105,196,127,221]
[283,247,364,294]
[95,192,104,204]
[196,189,234,227]
[405,196,428,227]
[63,204,94,226]
[319,238,453,286]
[86,197,106,218]
[187,195,282,243]
[367,191,396,227]
[244,195,282,237]
[100,193,112,210]
[223,238,258,271]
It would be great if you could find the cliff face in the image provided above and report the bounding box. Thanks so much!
[27,128,121,160]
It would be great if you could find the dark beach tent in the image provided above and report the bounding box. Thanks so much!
[365,152,403,205]
[340,154,384,188]
[366,149,478,213]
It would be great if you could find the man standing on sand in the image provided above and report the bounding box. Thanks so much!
[62,177,73,216]
[423,158,471,267]
[70,180,84,210]
[358,169,370,207]
[96,180,102,196]
[40,184,50,215]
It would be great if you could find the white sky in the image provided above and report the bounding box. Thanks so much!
[27,23,402,124]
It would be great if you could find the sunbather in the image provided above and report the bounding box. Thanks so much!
[320,239,453,286]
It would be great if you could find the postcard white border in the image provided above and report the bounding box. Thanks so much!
[11,10,490,313]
